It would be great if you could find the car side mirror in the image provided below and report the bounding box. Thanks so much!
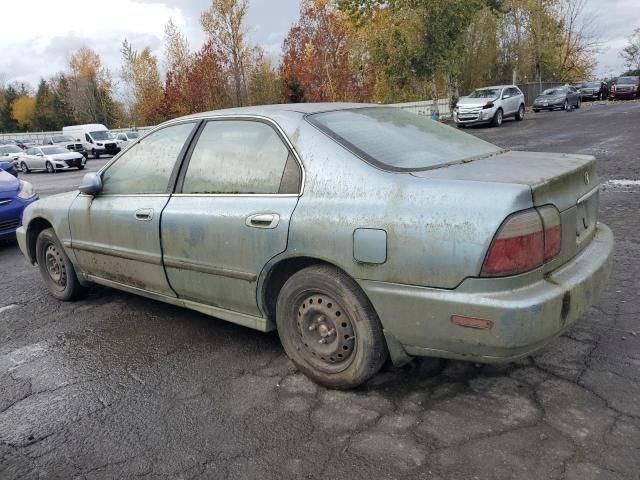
[503,94,511,99]
[36,153,44,157]
[79,172,103,196]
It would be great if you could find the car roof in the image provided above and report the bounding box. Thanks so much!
[475,85,516,89]
[177,103,376,122]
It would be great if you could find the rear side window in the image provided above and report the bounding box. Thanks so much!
[181,120,299,195]
[308,107,501,172]
[101,122,196,195]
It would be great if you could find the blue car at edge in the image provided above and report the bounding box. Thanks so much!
[0,170,38,240]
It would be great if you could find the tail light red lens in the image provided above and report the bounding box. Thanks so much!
[482,206,562,277]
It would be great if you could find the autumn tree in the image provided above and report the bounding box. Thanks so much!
[121,40,164,125]
[281,0,370,103]
[201,0,250,106]
[247,48,282,105]
[11,95,36,130]
[67,47,116,125]
[620,28,640,73]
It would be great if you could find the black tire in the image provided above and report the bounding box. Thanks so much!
[456,124,465,129]
[516,104,525,121]
[35,228,85,301]
[78,165,85,170]
[20,161,30,173]
[491,108,503,127]
[45,162,55,173]
[92,149,100,159]
[564,99,569,110]
[276,265,388,389]
[533,108,540,113]
[575,98,581,109]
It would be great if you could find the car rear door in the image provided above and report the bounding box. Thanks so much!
[68,121,199,296]
[160,118,303,318]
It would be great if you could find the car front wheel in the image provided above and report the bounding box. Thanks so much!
[45,162,55,173]
[276,265,388,389]
[516,104,525,121]
[35,228,85,301]
[491,109,503,127]
[20,161,30,173]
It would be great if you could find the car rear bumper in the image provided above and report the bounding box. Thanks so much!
[359,223,614,363]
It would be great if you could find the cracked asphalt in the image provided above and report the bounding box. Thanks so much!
[1,100,639,480]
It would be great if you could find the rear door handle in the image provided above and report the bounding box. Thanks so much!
[135,208,154,221]
[246,213,280,229]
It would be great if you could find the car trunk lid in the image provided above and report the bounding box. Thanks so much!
[411,150,600,267]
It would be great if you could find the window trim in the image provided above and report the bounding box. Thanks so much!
[173,115,305,198]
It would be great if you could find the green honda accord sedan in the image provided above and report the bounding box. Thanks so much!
[16,103,613,388]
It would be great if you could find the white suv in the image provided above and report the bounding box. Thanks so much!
[454,85,526,128]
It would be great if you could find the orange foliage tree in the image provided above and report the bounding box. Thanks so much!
[280,0,373,103]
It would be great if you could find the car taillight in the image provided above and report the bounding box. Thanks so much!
[538,205,561,261]
[481,206,561,277]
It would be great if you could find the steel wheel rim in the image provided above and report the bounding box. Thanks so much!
[295,292,356,374]
[45,243,67,287]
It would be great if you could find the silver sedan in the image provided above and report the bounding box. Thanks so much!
[20,146,86,173]
[16,104,613,388]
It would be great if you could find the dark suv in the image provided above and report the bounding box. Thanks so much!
[42,135,88,158]
[612,76,640,100]
[580,81,609,101]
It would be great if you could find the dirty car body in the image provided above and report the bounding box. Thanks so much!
[16,103,614,387]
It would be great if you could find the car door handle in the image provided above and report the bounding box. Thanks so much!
[135,208,154,221]
[245,213,280,229]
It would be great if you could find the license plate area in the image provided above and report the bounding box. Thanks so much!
[576,188,599,246]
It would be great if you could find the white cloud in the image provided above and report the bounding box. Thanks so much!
[0,0,186,86]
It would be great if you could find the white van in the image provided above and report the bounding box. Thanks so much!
[62,124,121,159]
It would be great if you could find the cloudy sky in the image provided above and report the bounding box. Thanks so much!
[0,0,638,90]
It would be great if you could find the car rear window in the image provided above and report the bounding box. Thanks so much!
[307,107,502,171]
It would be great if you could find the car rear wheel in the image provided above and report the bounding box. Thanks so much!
[491,109,503,127]
[20,161,30,173]
[78,165,85,170]
[276,265,388,389]
[576,98,581,109]
[35,228,85,301]
[516,104,525,121]
[533,108,540,113]
[564,99,569,110]
[45,162,55,173]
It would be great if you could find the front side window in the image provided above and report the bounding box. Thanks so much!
[182,120,296,195]
[308,107,501,171]
[101,122,195,195]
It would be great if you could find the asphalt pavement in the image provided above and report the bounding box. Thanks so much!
[1,101,639,479]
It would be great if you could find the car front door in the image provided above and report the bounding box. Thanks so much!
[160,118,302,318]
[68,121,198,296]
[506,88,519,114]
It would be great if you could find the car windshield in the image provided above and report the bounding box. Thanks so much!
[307,107,502,171]
[542,88,566,96]
[618,77,638,85]
[41,147,70,155]
[0,145,22,153]
[91,131,114,140]
[586,82,600,88]
[467,88,501,99]
[53,135,75,143]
